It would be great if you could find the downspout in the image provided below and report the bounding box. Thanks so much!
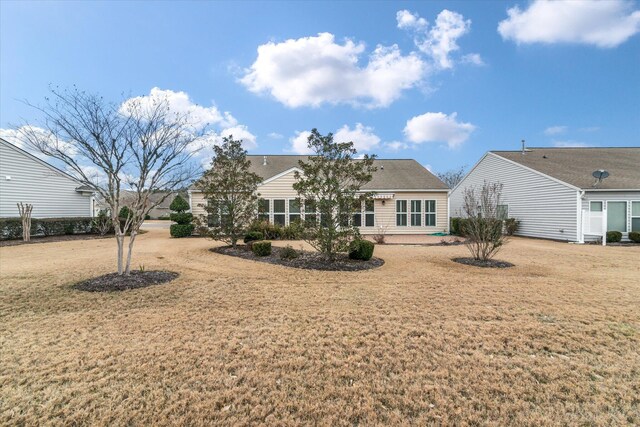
[577,190,585,243]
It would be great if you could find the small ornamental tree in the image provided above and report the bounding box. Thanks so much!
[293,129,376,261]
[462,181,508,261]
[196,136,262,247]
[436,165,467,189]
[169,195,194,237]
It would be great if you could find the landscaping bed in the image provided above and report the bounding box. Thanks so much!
[0,234,110,247]
[73,270,179,292]
[452,257,515,268]
[212,245,384,271]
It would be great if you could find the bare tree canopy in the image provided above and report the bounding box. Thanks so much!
[436,165,467,189]
[462,181,508,261]
[17,86,203,275]
[293,129,377,261]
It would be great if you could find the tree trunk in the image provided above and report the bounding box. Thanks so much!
[124,232,137,275]
[116,233,125,275]
[17,203,33,242]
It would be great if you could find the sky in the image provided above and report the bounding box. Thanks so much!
[1,0,639,174]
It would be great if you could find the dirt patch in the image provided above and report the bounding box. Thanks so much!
[452,257,515,268]
[72,270,179,292]
[212,245,384,271]
[0,234,110,247]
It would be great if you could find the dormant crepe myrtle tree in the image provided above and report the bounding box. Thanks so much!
[462,181,507,261]
[436,165,467,189]
[293,129,377,261]
[19,86,202,275]
[195,136,262,247]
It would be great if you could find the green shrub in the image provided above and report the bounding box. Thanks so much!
[0,217,95,240]
[170,212,193,225]
[348,239,375,261]
[504,218,520,236]
[169,195,190,213]
[158,215,171,220]
[244,231,264,243]
[247,220,304,240]
[629,231,640,243]
[279,244,299,260]
[118,206,132,219]
[606,231,622,243]
[450,217,462,235]
[144,214,151,220]
[252,240,272,256]
[170,224,194,238]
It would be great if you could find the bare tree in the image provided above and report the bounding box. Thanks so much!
[436,165,467,189]
[462,181,507,261]
[19,87,201,275]
[17,203,33,242]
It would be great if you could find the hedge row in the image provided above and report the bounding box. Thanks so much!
[0,217,95,240]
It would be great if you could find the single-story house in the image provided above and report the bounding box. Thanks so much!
[450,147,640,242]
[189,155,450,235]
[0,138,94,218]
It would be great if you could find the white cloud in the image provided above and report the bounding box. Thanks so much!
[289,131,313,155]
[219,125,257,149]
[0,126,76,159]
[552,140,593,148]
[120,87,238,129]
[423,164,433,172]
[240,32,426,108]
[385,141,410,151]
[498,0,640,48]
[396,9,428,30]
[398,9,479,69]
[267,132,283,139]
[334,123,381,152]
[544,125,568,135]
[404,112,475,148]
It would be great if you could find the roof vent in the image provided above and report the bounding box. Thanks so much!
[521,139,526,154]
[592,169,609,188]
[263,156,267,166]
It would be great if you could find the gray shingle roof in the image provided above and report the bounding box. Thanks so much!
[492,147,640,190]
[245,155,448,190]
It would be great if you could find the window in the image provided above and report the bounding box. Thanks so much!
[425,200,436,226]
[588,201,604,234]
[410,200,422,226]
[352,200,362,227]
[220,204,231,228]
[497,204,509,220]
[258,198,270,222]
[632,201,640,232]
[607,201,627,232]
[289,199,301,224]
[304,199,317,225]
[207,199,220,227]
[273,199,286,226]
[396,200,407,226]
[364,199,375,227]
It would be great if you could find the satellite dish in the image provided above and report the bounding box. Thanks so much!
[592,170,609,180]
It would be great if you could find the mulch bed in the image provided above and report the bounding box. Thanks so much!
[73,270,179,292]
[212,245,384,271]
[0,234,110,247]
[452,257,515,268]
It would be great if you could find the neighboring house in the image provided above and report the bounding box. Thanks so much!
[189,155,450,235]
[93,190,186,218]
[0,138,94,218]
[450,147,640,242]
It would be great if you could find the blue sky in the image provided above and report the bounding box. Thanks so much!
[1,0,639,174]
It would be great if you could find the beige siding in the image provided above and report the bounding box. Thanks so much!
[191,169,450,235]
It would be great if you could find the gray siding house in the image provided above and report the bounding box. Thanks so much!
[0,138,94,218]
[450,147,640,242]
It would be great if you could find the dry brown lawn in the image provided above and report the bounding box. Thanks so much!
[1,229,639,426]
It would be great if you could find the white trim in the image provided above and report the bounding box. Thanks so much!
[364,188,449,192]
[395,199,408,227]
[489,152,581,191]
[450,152,491,194]
[425,198,437,227]
[259,167,303,186]
[631,200,640,233]
[606,200,629,233]
[576,191,584,243]
[584,189,640,192]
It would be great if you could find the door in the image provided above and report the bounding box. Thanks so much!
[607,201,627,232]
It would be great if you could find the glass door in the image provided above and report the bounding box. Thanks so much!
[607,201,627,232]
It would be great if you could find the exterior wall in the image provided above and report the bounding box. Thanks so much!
[189,169,449,235]
[0,141,92,218]
[581,191,640,241]
[450,153,579,241]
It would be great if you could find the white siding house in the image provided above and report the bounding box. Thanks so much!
[0,138,94,218]
[450,147,640,242]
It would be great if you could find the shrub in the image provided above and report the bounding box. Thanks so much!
[144,214,151,220]
[169,195,190,213]
[252,240,272,256]
[348,239,375,261]
[92,210,113,236]
[158,215,171,220]
[170,212,193,225]
[279,244,299,260]
[1,217,95,240]
[629,231,640,243]
[504,218,520,236]
[118,206,132,219]
[244,231,264,243]
[450,217,470,237]
[170,224,194,238]
[606,231,622,243]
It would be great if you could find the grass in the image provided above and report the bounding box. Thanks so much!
[1,229,639,425]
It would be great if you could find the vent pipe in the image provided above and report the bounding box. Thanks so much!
[521,139,526,154]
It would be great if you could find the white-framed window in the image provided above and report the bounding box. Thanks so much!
[410,200,422,226]
[425,200,436,226]
[632,201,640,232]
[497,204,509,220]
[396,200,408,226]
[607,201,627,232]
[289,199,301,224]
[352,199,362,227]
[207,199,221,227]
[588,201,604,234]
[258,198,270,222]
[304,199,317,226]
[273,199,286,226]
[364,199,375,227]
